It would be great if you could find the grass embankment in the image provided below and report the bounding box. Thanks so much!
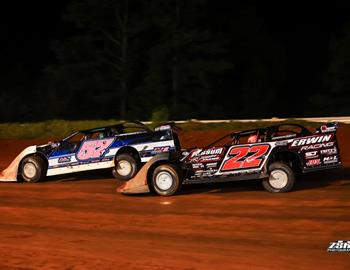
[0,119,325,139]
[0,120,119,139]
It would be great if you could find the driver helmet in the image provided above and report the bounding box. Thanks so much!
[248,134,258,143]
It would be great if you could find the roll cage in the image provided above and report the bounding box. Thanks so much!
[206,123,312,148]
[61,121,153,142]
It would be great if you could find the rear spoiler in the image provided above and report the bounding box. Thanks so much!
[315,122,339,134]
[154,122,182,132]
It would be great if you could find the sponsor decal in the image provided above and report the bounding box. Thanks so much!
[206,162,218,168]
[219,168,261,177]
[306,159,321,167]
[204,169,218,174]
[153,146,170,153]
[323,155,338,164]
[291,134,333,148]
[305,151,318,159]
[200,156,222,162]
[192,163,204,169]
[320,147,337,155]
[189,149,202,158]
[320,125,336,133]
[300,142,335,151]
[328,240,350,252]
[189,147,225,163]
[191,147,224,157]
[271,134,296,140]
[275,140,289,146]
[58,156,71,163]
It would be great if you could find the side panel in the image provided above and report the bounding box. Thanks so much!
[184,142,277,182]
[218,144,271,173]
[46,160,115,176]
[287,131,342,171]
[47,137,116,176]
[46,138,176,176]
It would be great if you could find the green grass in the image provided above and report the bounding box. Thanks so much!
[0,119,327,139]
[0,120,121,139]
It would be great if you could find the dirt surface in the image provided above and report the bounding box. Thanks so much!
[0,125,350,269]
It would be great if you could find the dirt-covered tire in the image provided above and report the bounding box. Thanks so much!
[112,153,140,181]
[152,164,182,196]
[20,156,46,183]
[262,162,295,193]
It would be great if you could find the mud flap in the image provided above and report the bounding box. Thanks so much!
[117,153,170,194]
[0,146,37,182]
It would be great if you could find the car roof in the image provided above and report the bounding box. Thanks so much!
[79,121,152,134]
[233,123,308,135]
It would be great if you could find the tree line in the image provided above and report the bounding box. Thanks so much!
[0,0,349,122]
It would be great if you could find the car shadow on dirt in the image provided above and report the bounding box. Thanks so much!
[34,166,350,196]
[294,167,350,190]
[44,169,116,183]
[178,167,350,195]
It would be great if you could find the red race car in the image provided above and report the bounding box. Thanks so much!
[118,122,342,196]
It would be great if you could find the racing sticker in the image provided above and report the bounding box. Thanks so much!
[305,151,319,159]
[189,147,225,163]
[192,163,204,170]
[58,156,71,163]
[306,159,321,167]
[323,155,338,164]
[153,146,171,153]
[320,148,337,155]
[206,162,218,168]
[290,134,333,148]
[76,138,114,161]
[220,144,270,171]
[300,142,335,151]
[319,125,337,133]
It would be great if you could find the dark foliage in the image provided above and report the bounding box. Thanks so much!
[1,1,350,122]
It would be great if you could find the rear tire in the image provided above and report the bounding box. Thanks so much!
[113,153,140,181]
[20,156,46,183]
[152,164,181,196]
[262,162,295,193]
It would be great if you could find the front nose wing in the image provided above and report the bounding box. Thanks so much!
[0,146,37,182]
[117,153,171,194]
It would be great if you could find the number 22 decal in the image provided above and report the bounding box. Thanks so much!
[221,144,270,171]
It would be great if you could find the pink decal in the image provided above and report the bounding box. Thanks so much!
[153,146,170,153]
[77,138,114,161]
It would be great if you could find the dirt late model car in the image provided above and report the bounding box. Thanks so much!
[118,122,342,196]
[0,122,181,182]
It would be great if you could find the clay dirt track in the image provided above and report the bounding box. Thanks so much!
[1,125,350,270]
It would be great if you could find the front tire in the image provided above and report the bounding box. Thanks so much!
[152,164,182,196]
[112,153,140,181]
[262,162,295,193]
[20,156,46,183]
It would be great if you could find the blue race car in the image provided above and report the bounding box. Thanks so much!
[10,122,180,182]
